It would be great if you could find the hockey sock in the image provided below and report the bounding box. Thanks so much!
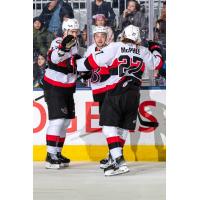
[56,119,71,153]
[56,137,65,153]
[46,118,67,154]
[118,128,128,148]
[103,126,122,159]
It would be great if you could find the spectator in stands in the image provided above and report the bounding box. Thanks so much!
[119,0,148,38]
[79,25,88,48]
[33,17,54,59]
[33,54,47,88]
[40,0,74,37]
[59,0,74,22]
[39,0,58,29]
[56,13,74,37]
[92,14,114,45]
[154,1,166,82]
[154,1,166,46]
[92,0,116,28]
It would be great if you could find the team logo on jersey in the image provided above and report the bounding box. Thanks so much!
[91,68,101,83]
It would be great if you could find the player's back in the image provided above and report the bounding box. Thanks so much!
[93,42,145,92]
[94,41,161,87]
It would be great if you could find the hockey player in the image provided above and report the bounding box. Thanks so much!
[43,18,80,169]
[76,26,109,109]
[82,25,163,176]
[68,26,129,169]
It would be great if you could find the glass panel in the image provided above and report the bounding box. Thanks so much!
[73,2,79,9]
[36,4,41,10]
[112,0,119,8]
[42,3,46,9]
[80,2,86,9]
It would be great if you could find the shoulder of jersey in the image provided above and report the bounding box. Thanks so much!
[83,43,96,56]
[50,37,63,49]
[109,41,121,47]
[99,42,118,50]
[139,45,149,54]
[87,43,96,51]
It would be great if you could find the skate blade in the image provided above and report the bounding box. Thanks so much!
[45,162,61,169]
[60,163,69,168]
[104,167,130,176]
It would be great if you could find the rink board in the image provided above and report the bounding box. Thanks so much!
[33,88,166,161]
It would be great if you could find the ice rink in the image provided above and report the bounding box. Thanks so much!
[34,162,166,200]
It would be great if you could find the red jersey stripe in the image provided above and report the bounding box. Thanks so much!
[92,76,126,94]
[92,85,109,94]
[106,76,126,90]
[109,58,122,68]
[98,67,110,75]
[44,75,76,88]
[87,54,100,69]
[57,60,67,67]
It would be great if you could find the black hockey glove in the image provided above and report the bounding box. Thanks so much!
[79,71,92,81]
[60,35,77,52]
[148,40,162,55]
[66,54,82,74]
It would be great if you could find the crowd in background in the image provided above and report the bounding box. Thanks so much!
[33,0,166,89]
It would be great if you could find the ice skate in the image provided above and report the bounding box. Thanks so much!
[104,156,129,176]
[45,153,61,169]
[100,153,113,169]
[57,152,70,167]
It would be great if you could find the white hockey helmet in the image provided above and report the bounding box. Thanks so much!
[122,25,141,43]
[62,18,79,32]
[93,26,107,35]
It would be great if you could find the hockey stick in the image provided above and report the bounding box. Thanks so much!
[34,95,44,101]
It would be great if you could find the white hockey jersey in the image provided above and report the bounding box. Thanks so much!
[82,42,163,93]
[77,43,111,95]
[43,37,79,90]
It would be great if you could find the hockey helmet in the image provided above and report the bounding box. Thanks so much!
[93,26,107,35]
[62,18,79,32]
[122,25,141,43]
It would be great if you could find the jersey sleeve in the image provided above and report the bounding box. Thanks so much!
[76,57,89,71]
[50,38,78,65]
[49,38,66,64]
[142,47,163,70]
[84,43,117,70]
[76,45,94,72]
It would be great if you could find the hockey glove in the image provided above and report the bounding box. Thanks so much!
[79,71,92,81]
[66,54,82,74]
[148,40,162,55]
[60,35,77,52]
